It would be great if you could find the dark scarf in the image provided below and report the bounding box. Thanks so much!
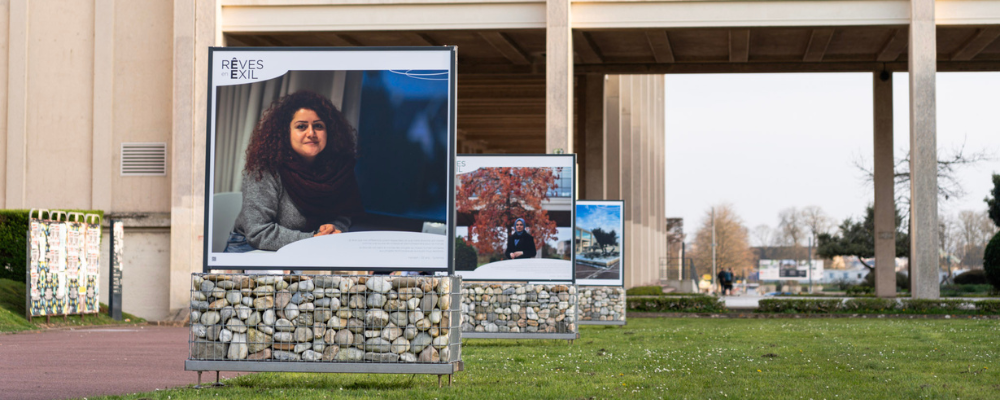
[279,154,365,230]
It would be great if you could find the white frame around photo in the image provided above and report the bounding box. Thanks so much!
[574,200,626,287]
[454,154,576,283]
[202,47,457,273]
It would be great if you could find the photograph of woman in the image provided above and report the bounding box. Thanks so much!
[224,90,365,253]
[505,218,537,259]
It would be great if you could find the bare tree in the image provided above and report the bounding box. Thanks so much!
[751,224,775,248]
[939,213,959,282]
[956,210,1000,268]
[800,205,835,242]
[691,204,754,280]
[777,207,805,247]
[854,140,995,216]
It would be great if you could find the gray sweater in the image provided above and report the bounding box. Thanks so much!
[233,172,352,251]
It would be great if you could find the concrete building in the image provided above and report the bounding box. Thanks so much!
[3,0,993,319]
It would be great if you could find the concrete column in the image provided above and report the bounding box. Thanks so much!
[92,0,115,211]
[584,74,604,199]
[546,0,572,153]
[908,0,940,299]
[170,0,217,312]
[5,0,28,208]
[641,75,652,285]
[873,70,896,298]
[619,76,633,287]
[632,77,644,285]
[604,75,620,199]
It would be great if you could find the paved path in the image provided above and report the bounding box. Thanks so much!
[0,326,248,400]
[722,295,764,309]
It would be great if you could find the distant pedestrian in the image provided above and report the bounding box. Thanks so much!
[723,268,735,295]
[716,270,727,295]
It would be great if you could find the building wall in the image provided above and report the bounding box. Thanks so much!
[1,0,176,320]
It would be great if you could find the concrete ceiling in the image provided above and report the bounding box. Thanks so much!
[225,25,1000,153]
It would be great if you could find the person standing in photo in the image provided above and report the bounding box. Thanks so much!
[505,218,537,260]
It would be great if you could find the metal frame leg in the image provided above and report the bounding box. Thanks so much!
[194,371,204,389]
[212,371,225,387]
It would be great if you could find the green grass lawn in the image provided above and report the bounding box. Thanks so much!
[94,317,1000,399]
[0,278,144,332]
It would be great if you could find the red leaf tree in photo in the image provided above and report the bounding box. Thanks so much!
[456,167,560,258]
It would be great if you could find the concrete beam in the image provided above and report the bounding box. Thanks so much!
[877,28,908,62]
[546,0,573,153]
[908,0,940,299]
[221,3,546,32]
[729,29,750,63]
[572,0,911,29]
[873,69,896,298]
[571,60,1000,74]
[950,28,1000,61]
[803,28,834,62]
[479,32,531,65]
[573,30,604,64]
[645,30,675,63]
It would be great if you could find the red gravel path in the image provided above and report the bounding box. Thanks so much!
[0,326,249,400]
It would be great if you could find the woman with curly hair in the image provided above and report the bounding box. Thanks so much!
[224,90,365,252]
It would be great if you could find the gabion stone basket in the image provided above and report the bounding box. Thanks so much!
[186,274,462,376]
[460,283,579,341]
[577,287,626,326]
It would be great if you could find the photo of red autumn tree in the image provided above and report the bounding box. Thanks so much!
[456,167,561,261]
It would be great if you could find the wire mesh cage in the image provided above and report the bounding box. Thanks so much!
[460,283,578,334]
[188,274,461,365]
[577,287,626,325]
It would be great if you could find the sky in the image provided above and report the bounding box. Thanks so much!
[577,203,623,233]
[664,72,1000,242]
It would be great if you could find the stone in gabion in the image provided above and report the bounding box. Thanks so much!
[460,283,577,334]
[577,287,626,322]
[189,274,457,364]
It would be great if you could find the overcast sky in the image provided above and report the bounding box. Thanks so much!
[664,72,1000,241]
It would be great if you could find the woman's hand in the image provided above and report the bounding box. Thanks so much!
[313,224,341,237]
[510,251,524,259]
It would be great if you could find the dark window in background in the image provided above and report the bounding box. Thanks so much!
[355,70,450,224]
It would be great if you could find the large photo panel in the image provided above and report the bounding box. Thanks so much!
[204,48,456,272]
[454,155,575,282]
[575,200,625,286]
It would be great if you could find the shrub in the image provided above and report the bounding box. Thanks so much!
[954,269,989,285]
[974,300,1000,314]
[899,299,969,313]
[985,232,1000,291]
[454,237,478,271]
[756,299,843,314]
[627,296,725,313]
[843,298,897,312]
[626,286,664,296]
[0,209,104,282]
[940,284,995,296]
[846,285,874,296]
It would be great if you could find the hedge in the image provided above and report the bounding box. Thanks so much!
[626,286,665,296]
[627,296,725,313]
[756,298,1000,315]
[0,209,104,282]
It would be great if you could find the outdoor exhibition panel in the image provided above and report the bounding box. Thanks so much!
[26,209,102,320]
[574,200,626,325]
[460,282,578,341]
[454,154,576,283]
[203,47,457,274]
[186,274,462,377]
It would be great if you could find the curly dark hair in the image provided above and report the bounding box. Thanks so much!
[244,90,357,179]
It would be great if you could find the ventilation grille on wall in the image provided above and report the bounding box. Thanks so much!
[120,142,167,176]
